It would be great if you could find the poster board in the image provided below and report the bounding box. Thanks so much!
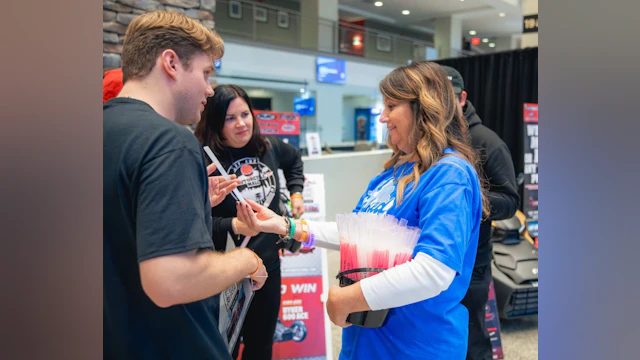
[273,173,332,360]
[219,234,255,354]
[486,280,504,359]
[523,103,539,224]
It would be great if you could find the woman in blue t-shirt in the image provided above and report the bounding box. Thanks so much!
[234,61,490,359]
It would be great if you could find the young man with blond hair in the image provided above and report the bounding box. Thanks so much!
[103,11,267,359]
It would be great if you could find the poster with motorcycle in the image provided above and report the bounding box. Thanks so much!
[523,103,538,226]
[254,110,301,149]
[273,275,326,359]
[274,173,331,360]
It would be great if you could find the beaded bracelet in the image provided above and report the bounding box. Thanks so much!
[277,216,291,244]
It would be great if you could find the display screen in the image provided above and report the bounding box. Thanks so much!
[316,56,346,84]
[293,97,315,116]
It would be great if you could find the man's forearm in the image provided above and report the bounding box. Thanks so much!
[140,247,259,308]
[488,191,519,220]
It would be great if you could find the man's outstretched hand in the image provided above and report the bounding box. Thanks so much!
[207,163,241,207]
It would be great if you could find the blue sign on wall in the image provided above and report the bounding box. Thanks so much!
[316,56,346,84]
[293,97,315,116]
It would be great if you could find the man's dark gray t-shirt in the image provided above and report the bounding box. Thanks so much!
[103,98,230,359]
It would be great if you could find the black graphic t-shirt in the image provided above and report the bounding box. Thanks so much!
[103,98,230,359]
[209,136,304,270]
[229,157,278,207]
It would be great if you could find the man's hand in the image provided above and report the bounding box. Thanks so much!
[243,248,268,291]
[207,163,241,207]
[291,197,305,218]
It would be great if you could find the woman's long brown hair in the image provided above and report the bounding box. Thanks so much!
[379,61,490,218]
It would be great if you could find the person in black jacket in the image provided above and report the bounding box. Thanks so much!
[194,84,305,360]
[443,66,520,360]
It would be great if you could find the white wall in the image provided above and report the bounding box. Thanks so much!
[217,41,397,145]
[219,42,395,89]
[493,36,516,52]
[243,88,298,112]
[302,150,393,220]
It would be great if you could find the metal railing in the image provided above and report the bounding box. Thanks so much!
[213,0,475,65]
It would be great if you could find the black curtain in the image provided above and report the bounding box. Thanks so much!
[435,47,538,183]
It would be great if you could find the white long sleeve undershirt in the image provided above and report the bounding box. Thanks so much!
[305,220,456,310]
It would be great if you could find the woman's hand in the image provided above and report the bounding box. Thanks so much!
[291,196,305,218]
[326,283,371,328]
[236,199,287,236]
[326,286,353,328]
[206,163,241,207]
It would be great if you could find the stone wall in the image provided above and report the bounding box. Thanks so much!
[103,0,217,69]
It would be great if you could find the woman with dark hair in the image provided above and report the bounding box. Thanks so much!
[234,62,489,359]
[194,84,304,360]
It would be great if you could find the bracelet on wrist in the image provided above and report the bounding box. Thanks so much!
[303,232,315,248]
[249,251,262,276]
[299,220,309,242]
[232,218,239,235]
[288,217,296,238]
[277,216,292,244]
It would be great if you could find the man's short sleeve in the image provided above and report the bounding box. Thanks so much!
[135,147,213,262]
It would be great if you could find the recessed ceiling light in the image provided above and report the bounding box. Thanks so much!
[482,38,489,43]
[499,12,506,17]
[374,1,383,6]
[489,43,496,48]
[469,30,477,35]
[402,10,410,15]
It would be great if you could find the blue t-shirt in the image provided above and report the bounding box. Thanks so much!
[340,148,483,360]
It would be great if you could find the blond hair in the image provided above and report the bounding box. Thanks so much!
[379,61,490,218]
[121,10,224,83]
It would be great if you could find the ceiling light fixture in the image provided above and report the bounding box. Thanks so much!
[489,43,496,48]
[402,10,410,15]
[499,12,506,17]
[482,38,489,43]
[374,1,383,6]
[469,30,477,35]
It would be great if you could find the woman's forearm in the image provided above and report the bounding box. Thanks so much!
[359,252,456,310]
[293,220,340,250]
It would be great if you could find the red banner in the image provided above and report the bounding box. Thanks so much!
[523,103,538,123]
[272,276,326,359]
[254,110,300,136]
